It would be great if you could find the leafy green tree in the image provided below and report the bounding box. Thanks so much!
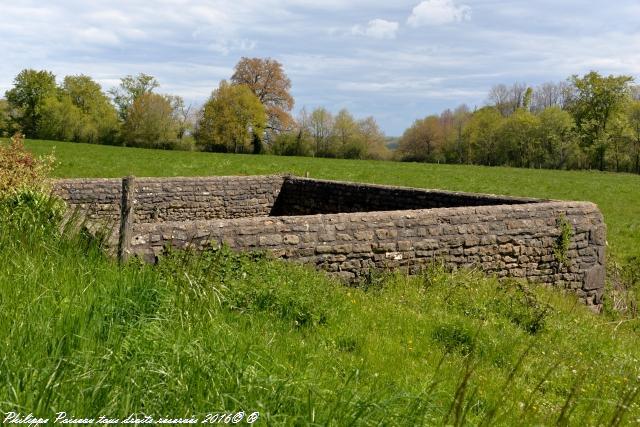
[0,99,10,137]
[122,93,178,148]
[627,101,640,173]
[61,75,119,144]
[537,107,580,169]
[109,73,159,121]
[37,95,83,142]
[398,116,444,162]
[231,57,294,137]
[462,107,503,165]
[439,105,472,163]
[568,71,634,170]
[333,109,363,158]
[307,107,334,157]
[5,69,57,137]
[606,114,632,172]
[496,109,541,168]
[357,116,389,160]
[196,81,266,153]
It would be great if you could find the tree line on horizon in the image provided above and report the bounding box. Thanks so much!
[1,60,639,173]
[0,58,389,160]
[398,73,640,173]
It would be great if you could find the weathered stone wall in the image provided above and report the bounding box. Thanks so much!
[130,200,606,310]
[53,175,286,226]
[272,177,540,215]
[53,175,607,310]
[53,178,122,227]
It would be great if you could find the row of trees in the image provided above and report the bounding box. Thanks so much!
[0,58,390,160]
[271,108,390,159]
[0,69,194,149]
[3,63,639,172]
[0,58,388,159]
[398,72,640,173]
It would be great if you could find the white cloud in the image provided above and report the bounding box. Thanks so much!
[407,0,471,27]
[2,0,640,136]
[76,28,121,46]
[351,19,399,39]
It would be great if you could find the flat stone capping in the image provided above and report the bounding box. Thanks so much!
[52,175,607,311]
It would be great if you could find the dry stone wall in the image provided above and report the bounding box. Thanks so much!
[53,175,607,310]
[53,175,285,225]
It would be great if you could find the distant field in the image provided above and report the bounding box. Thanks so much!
[21,138,640,262]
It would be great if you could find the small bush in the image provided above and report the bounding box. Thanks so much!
[0,133,55,197]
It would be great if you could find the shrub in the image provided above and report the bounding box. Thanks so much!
[0,132,55,197]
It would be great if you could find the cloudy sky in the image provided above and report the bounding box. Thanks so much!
[1,0,639,135]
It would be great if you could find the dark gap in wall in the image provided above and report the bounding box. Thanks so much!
[270,177,539,217]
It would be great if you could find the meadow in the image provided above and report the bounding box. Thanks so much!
[25,138,640,263]
[1,138,639,425]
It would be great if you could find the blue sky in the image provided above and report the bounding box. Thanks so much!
[1,0,639,135]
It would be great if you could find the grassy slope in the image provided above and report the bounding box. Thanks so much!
[2,215,640,425]
[2,139,640,424]
[24,138,640,262]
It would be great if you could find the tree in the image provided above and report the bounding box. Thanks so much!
[537,107,580,169]
[487,82,528,116]
[531,81,573,112]
[271,131,313,157]
[5,69,57,137]
[122,93,178,148]
[0,99,10,137]
[487,84,510,116]
[522,87,533,111]
[462,107,503,165]
[165,95,194,140]
[231,57,294,136]
[447,104,472,163]
[109,73,159,121]
[196,81,266,153]
[307,108,334,156]
[37,95,83,142]
[627,101,640,173]
[606,114,632,172]
[568,71,634,170]
[357,116,389,160]
[61,75,119,143]
[496,109,541,168]
[333,109,361,158]
[398,116,444,162]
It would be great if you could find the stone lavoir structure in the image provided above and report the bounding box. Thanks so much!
[52,174,606,310]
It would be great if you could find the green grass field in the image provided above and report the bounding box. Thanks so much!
[2,139,640,425]
[24,138,640,263]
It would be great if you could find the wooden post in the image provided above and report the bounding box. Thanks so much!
[117,175,135,263]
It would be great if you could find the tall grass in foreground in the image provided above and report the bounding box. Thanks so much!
[2,197,640,425]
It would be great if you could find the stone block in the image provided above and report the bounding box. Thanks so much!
[583,265,605,291]
[259,234,283,246]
